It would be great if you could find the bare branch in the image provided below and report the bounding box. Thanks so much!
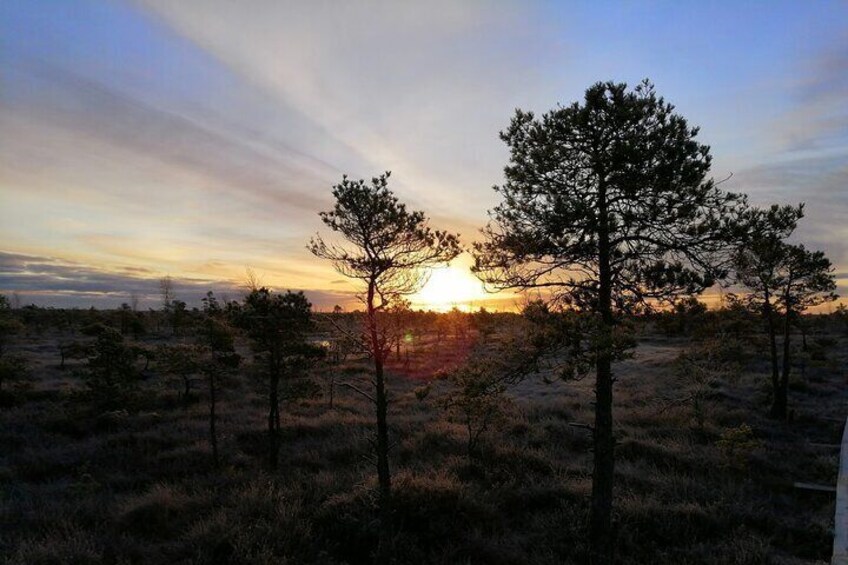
[340,381,376,404]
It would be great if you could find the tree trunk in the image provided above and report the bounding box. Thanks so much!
[269,370,280,469]
[763,294,782,419]
[774,305,792,421]
[368,282,393,565]
[800,321,807,382]
[591,180,615,564]
[183,376,191,408]
[209,372,219,467]
[592,349,615,564]
[374,354,392,565]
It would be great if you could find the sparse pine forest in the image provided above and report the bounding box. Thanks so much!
[1,81,845,565]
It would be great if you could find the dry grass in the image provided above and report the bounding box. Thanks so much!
[1,321,845,564]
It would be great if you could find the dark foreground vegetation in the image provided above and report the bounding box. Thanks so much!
[0,301,846,564]
[2,79,845,564]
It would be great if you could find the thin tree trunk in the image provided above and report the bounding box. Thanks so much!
[763,294,782,419]
[800,321,807,382]
[269,370,280,469]
[776,304,792,421]
[183,377,191,408]
[368,282,392,565]
[374,355,392,565]
[591,180,615,565]
[209,372,219,467]
[592,349,615,564]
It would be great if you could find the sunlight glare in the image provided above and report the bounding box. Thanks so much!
[412,265,487,312]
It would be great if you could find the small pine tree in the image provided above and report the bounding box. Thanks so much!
[81,326,140,412]
[309,172,460,564]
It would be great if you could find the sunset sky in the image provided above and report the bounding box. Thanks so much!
[1,1,846,310]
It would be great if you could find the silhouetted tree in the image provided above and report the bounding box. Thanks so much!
[321,307,362,408]
[440,358,511,462]
[387,298,413,361]
[170,300,187,336]
[673,334,741,431]
[657,295,708,336]
[160,275,174,306]
[737,224,838,419]
[80,325,140,412]
[201,291,221,315]
[472,80,747,562]
[309,171,460,564]
[0,297,30,399]
[733,204,801,417]
[159,276,174,333]
[433,312,451,345]
[446,306,469,341]
[155,293,239,465]
[59,341,91,370]
[158,344,201,408]
[201,293,240,466]
[240,288,322,468]
[776,245,837,410]
[0,295,23,358]
[326,306,359,365]
[0,354,27,400]
[472,307,497,339]
[835,304,848,336]
[119,303,132,335]
[112,303,146,337]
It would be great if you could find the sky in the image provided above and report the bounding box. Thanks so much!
[1,0,846,311]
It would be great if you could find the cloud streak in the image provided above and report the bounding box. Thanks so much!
[0,0,845,308]
[139,0,560,219]
[0,251,357,310]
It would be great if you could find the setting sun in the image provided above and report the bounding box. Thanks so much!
[2,3,847,563]
[412,263,487,312]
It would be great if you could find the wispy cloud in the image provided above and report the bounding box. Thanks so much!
[0,0,846,308]
[731,32,848,294]
[0,251,356,310]
[139,0,560,220]
[1,57,336,219]
[734,152,848,297]
[773,34,848,152]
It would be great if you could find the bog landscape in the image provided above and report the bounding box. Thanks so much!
[1,3,847,565]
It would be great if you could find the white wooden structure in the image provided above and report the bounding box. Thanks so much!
[833,417,848,565]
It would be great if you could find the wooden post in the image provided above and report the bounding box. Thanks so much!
[833,417,848,565]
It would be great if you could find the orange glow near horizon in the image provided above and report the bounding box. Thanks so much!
[411,265,489,312]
